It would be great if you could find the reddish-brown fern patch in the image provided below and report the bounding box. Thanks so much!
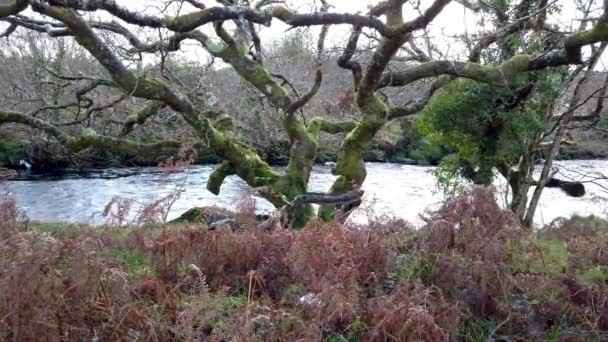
[364,282,459,342]
[3,189,608,340]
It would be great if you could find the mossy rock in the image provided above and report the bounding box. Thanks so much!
[170,206,236,225]
[170,207,271,228]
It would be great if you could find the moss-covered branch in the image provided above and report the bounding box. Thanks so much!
[164,7,272,32]
[395,0,451,32]
[33,4,199,119]
[119,101,166,137]
[207,161,235,195]
[0,0,27,17]
[0,109,190,158]
[64,132,184,157]
[307,117,357,137]
[565,15,608,63]
[379,10,608,89]
[377,56,533,88]
[198,118,284,205]
[271,6,393,37]
[211,23,291,110]
[207,22,322,226]
[330,0,408,192]
[387,76,451,120]
[337,26,364,89]
[45,0,166,28]
[0,110,71,144]
[359,0,450,98]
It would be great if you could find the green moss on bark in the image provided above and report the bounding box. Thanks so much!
[499,54,530,78]
[217,47,290,108]
[0,0,27,17]
[334,95,387,184]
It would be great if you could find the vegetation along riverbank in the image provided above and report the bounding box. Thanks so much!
[2,189,608,341]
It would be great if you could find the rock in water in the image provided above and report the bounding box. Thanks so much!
[19,160,32,169]
[390,157,417,165]
[545,178,586,197]
[559,182,586,197]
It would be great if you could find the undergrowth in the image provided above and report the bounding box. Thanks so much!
[0,188,607,341]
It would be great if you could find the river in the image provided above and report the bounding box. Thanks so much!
[1,160,607,227]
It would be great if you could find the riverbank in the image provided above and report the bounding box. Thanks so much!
[2,189,607,341]
[0,141,421,174]
[1,141,603,176]
[2,125,606,174]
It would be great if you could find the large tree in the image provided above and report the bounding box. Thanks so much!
[1,0,608,227]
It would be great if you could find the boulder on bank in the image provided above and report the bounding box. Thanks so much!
[170,206,235,225]
[170,206,270,230]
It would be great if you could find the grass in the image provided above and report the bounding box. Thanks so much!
[112,247,155,275]
[579,266,608,286]
[457,317,505,342]
[511,239,569,275]
[26,221,81,235]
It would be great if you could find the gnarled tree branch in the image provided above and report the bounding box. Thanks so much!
[119,101,166,137]
[307,117,357,137]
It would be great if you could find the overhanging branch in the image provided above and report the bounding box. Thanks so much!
[119,101,167,137]
[0,109,188,157]
[207,161,235,195]
[307,117,357,136]
[289,190,364,208]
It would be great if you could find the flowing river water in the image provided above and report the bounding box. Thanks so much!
[1,160,607,227]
